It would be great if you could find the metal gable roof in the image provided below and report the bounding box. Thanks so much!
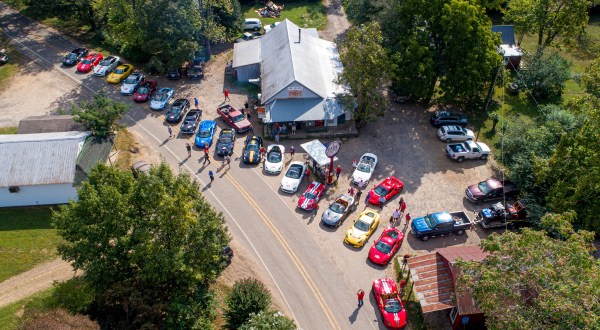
[0,131,90,186]
[232,39,261,68]
[492,25,516,45]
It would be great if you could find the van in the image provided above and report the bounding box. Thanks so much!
[244,18,262,31]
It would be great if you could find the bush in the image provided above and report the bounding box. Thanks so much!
[19,308,99,330]
[520,50,571,99]
[49,277,95,314]
[225,278,272,329]
[240,310,296,330]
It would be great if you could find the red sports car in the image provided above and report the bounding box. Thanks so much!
[217,104,252,133]
[368,227,404,265]
[297,181,325,211]
[77,53,103,73]
[133,80,157,102]
[369,176,404,205]
[372,278,407,329]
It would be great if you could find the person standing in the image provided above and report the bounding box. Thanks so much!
[306,167,311,182]
[291,122,296,135]
[365,191,371,206]
[400,198,407,215]
[405,213,412,228]
[204,142,209,154]
[392,209,401,227]
[186,143,192,157]
[275,133,280,144]
[379,196,386,210]
[194,97,199,109]
[336,165,342,181]
[352,159,358,169]
[223,88,230,101]
[260,146,266,158]
[225,154,231,168]
[357,289,365,307]
[355,190,363,204]
[167,126,173,138]
[290,146,295,158]
[244,101,249,110]
[203,153,211,165]
[208,170,214,183]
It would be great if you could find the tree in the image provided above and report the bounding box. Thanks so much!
[240,310,296,330]
[225,278,272,329]
[52,163,230,328]
[580,55,600,97]
[520,50,571,99]
[503,0,592,48]
[71,92,129,137]
[337,22,390,123]
[345,0,386,25]
[456,228,600,329]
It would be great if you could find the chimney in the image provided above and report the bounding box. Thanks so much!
[298,28,301,43]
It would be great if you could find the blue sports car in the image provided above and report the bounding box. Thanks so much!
[195,120,217,147]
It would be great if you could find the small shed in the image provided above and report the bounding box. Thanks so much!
[407,246,489,330]
[17,115,84,134]
[492,25,523,70]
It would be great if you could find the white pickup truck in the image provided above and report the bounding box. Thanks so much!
[446,140,490,162]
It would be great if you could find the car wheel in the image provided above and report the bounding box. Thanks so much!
[456,229,465,236]
[421,235,430,241]
[480,154,488,160]
[457,157,465,163]
[254,27,259,31]
[445,138,452,143]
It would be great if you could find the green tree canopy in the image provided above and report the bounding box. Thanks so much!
[504,0,592,48]
[520,50,572,99]
[71,91,129,137]
[337,22,390,123]
[580,55,600,97]
[457,226,600,329]
[52,163,230,328]
[240,310,297,330]
[225,278,273,329]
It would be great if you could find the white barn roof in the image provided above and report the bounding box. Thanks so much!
[232,39,261,68]
[0,131,90,187]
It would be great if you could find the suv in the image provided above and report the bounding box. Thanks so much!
[430,111,468,127]
[244,18,262,31]
[437,125,474,142]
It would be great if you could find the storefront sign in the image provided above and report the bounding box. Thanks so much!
[257,106,266,119]
[288,86,303,97]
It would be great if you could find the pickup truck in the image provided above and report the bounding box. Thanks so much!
[446,140,490,162]
[475,201,528,229]
[465,178,519,204]
[411,211,472,241]
[180,109,202,134]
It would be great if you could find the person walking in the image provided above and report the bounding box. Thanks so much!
[365,191,371,206]
[167,126,173,138]
[186,143,192,157]
[203,153,211,165]
[208,170,214,183]
[194,97,199,109]
[336,165,342,181]
[260,146,266,158]
[223,88,230,101]
[225,154,231,168]
[355,190,362,204]
[306,167,311,182]
[204,142,209,155]
[348,186,355,197]
[352,159,357,169]
[357,289,365,307]
[392,208,401,227]
[248,125,254,136]
[405,213,412,228]
[244,101,249,110]
[379,196,386,211]
[275,133,280,144]
[400,198,407,215]
[290,146,295,158]
[358,178,364,188]
[291,122,296,135]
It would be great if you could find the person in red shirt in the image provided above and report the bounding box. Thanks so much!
[259,146,266,158]
[400,197,407,215]
[224,88,230,101]
[405,213,412,228]
[336,165,342,180]
[306,167,311,182]
[357,289,365,307]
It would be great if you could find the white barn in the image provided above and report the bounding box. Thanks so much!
[0,131,91,207]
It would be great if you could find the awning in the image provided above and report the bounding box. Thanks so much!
[300,139,338,167]
[265,98,344,123]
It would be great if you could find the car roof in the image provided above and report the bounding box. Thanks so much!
[116,64,131,69]
[245,18,261,23]
[442,125,464,131]
[199,120,216,130]
[358,211,377,223]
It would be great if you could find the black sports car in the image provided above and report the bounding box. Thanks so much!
[216,128,236,156]
[63,47,88,66]
[430,111,468,127]
[180,109,202,134]
[243,135,263,164]
[166,68,183,80]
[165,98,190,123]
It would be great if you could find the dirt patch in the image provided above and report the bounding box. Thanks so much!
[318,0,351,42]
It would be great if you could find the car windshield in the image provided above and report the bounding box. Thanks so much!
[66,53,77,59]
[232,114,245,123]
[384,298,402,313]
[81,59,92,64]
[198,129,211,138]
[304,192,317,199]
[170,107,182,115]
[374,186,388,196]
[330,202,346,213]
[137,87,149,94]
[423,215,436,229]
[357,163,371,173]
[386,230,399,239]
[219,138,232,144]
[286,165,303,179]
[99,59,111,66]
[152,93,165,101]
[267,151,281,163]
[478,182,491,194]
[113,68,123,74]
[247,143,259,151]
[354,220,370,232]
[124,76,137,84]
[375,241,392,254]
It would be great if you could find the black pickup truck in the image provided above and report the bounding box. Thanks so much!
[411,211,473,241]
[465,178,519,204]
[475,201,528,229]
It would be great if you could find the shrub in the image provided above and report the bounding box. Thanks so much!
[225,278,272,329]
[240,310,296,330]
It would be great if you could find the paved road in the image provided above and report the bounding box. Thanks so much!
[0,3,387,329]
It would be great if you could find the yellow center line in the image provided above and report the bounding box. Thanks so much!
[223,173,341,330]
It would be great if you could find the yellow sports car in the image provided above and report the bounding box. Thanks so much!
[344,210,380,248]
[106,64,133,84]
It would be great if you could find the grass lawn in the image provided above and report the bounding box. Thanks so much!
[0,207,60,282]
[0,286,59,330]
[0,41,21,92]
[242,0,327,31]
[0,127,17,134]
[474,13,600,148]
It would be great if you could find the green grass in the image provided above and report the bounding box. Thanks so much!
[0,287,57,330]
[0,127,17,134]
[0,41,21,92]
[242,0,327,30]
[0,207,61,282]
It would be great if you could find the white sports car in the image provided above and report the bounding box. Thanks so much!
[92,55,120,76]
[120,72,144,95]
[280,161,306,193]
[264,144,285,174]
[352,153,378,187]
[150,87,174,110]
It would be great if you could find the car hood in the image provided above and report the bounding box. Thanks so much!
[93,66,108,74]
[63,57,75,64]
[195,136,210,146]
[78,63,91,70]
[121,83,136,92]
[150,100,166,109]
[369,191,384,204]
[264,160,282,172]
[412,216,431,233]
[244,149,259,161]
[346,227,368,241]
[234,119,252,130]
[382,309,407,329]
[321,209,341,224]
[280,177,300,190]
[298,196,316,209]
[478,143,491,153]
[216,142,232,151]
[352,170,371,183]
[467,185,484,198]
[369,245,390,263]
